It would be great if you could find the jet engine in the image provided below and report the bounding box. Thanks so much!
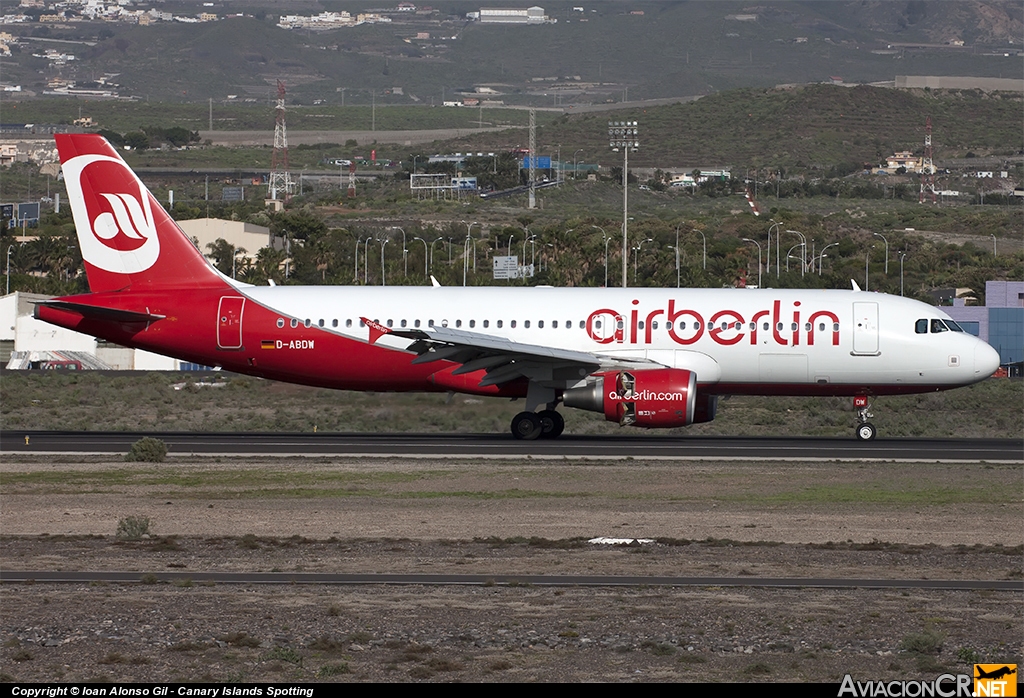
[564,368,715,428]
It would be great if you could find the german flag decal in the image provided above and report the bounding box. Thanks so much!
[261,340,276,350]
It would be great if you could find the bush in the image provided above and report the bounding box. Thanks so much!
[117,515,152,540]
[125,437,167,463]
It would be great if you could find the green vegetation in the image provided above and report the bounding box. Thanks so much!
[2,372,1021,439]
[125,437,168,463]
[116,515,152,540]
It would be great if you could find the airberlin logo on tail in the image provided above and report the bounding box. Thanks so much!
[62,153,160,274]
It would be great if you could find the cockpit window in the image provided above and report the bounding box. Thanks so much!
[915,319,928,334]
[945,320,964,332]
[930,319,948,333]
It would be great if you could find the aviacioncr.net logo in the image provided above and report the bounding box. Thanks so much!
[62,153,160,274]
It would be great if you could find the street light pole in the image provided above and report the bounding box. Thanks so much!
[741,238,762,288]
[768,218,781,277]
[380,239,388,286]
[873,232,889,274]
[674,227,680,288]
[819,243,839,276]
[692,229,706,271]
[609,120,638,288]
[390,227,407,277]
[413,237,428,277]
[786,230,806,277]
[899,252,907,296]
[6,245,14,295]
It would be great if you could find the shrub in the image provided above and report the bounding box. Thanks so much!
[117,516,151,540]
[125,437,167,463]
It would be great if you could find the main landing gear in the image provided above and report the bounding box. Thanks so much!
[854,395,876,441]
[511,409,564,440]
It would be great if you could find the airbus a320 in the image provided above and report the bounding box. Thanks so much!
[36,135,1001,440]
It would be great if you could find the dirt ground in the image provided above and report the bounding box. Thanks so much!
[1,455,1021,683]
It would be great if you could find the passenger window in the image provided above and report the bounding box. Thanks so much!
[277,318,285,328]
[359,319,366,328]
[763,322,769,331]
[538,320,544,328]
[930,319,948,333]
[441,319,448,327]
[415,319,421,328]
[678,322,686,330]
[552,321,558,328]
[429,319,434,327]
[594,320,602,329]
[791,323,797,331]
[511,320,517,328]
[666,321,673,330]
[318,319,325,327]
[832,323,840,332]
[638,321,644,330]
[332,319,338,328]
[401,319,407,328]
[735,322,742,330]
[915,319,928,334]
[524,320,530,328]
[304,319,311,328]
[291,319,299,328]
[652,321,658,330]
[818,323,825,332]
[346,319,353,328]
[497,320,503,328]
[776,322,783,331]
[483,320,489,328]
[456,320,462,328]
[579,320,585,329]
[469,320,476,328]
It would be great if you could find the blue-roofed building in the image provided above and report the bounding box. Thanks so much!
[942,281,1024,366]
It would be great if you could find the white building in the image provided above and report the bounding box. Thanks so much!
[176,218,281,265]
[479,6,549,23]
[1,291,185,370]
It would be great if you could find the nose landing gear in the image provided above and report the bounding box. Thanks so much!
[854,395,876,441]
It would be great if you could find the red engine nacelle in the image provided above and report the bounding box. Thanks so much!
[564,368,698,428]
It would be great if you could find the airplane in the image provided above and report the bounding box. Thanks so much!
[35,134,1001,441]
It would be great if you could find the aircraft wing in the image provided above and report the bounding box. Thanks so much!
[366,319,660,388]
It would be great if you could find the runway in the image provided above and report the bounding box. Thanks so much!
[1,569,1019,591]
[2,431,1021,461]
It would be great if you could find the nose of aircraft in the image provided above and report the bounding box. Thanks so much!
[974,341,1000,378]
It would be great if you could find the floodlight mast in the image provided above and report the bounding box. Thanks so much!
[609,121,638,288]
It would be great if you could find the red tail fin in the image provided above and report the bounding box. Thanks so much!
[56,134,227,293]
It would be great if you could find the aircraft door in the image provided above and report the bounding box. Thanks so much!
[852,302,879,355]
[217,296,245,350]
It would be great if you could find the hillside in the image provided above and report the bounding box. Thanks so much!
[0,1,1020,103]
[441,84,1024,170]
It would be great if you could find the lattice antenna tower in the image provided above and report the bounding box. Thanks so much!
[919,116,936,204]
[528,108,536,209]
[268,80,294,201]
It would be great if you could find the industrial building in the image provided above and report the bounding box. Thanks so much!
[941,280,1024,366]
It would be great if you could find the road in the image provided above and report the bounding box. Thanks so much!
[1,569,1018,591]
[3,431,1021,462]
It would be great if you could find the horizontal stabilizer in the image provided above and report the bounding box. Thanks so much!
[35,300,165,324]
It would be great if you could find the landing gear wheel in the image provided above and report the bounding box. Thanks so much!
[856,423,877,441]
[511,411,542,441]
[536,410,565,439]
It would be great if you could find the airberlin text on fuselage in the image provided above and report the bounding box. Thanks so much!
[586,299,841,347]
